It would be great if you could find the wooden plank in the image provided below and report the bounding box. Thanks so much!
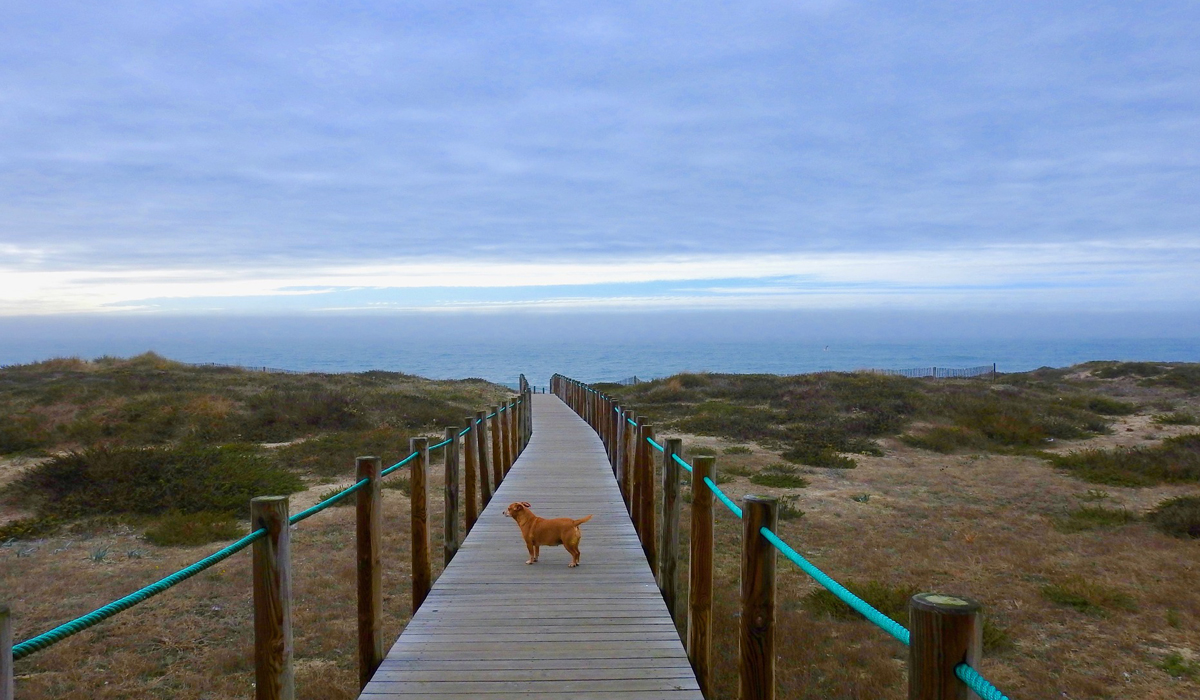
[358,394,702,700]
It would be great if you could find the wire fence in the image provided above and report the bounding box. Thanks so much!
[858,363,996,379]
[556,373,1012,700]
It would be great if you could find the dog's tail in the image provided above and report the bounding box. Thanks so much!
[573,514,594,526]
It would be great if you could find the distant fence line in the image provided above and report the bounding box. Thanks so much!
[858,363,997,379]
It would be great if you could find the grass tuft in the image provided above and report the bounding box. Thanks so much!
[1146,495,1200,539]
[1041,576,1137,616]
[1055,506,1135,533]
[1049,433,1200,486]
[1153,412,1199,426]
[749,463,809,488]
[1159,652,1200,679]
[144,511,245,546]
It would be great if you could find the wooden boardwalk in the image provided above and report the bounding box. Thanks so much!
[359,393,703,699]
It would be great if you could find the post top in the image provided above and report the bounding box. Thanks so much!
[251,495,289,504]
[911,592,982,613]
[742,494,778,505]
[356,455,380,462]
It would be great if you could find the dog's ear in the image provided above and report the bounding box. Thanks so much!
[520,501,531,508]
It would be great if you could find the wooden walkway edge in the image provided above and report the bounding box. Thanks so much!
[359,393,704,699]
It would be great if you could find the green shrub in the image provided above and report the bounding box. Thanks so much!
[271,427,411,478]
[1065,395,1138,416]
[901,426,990,453]
[1055,506,1135,533]
[144,511,244,546]
[778,494,804,520]
[1093,362,1166,379]
[1152,412,1199,425]
[0,516,60,541]
[1041,577,1136,615]
[382,475,411,495]
[1159,652,1200,679]
[1049,433,1200,486]
[783,446,857,469]
[316,487,358,507]
[749,463,809,488]
[803,580,917,625]
[1146,365,1200,392]
[722,465,753,478]
[3,443,303,518]
[687,445,718,456]
[1146,496,1200,538]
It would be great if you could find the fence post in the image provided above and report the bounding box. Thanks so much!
[688,455,715,697]
[475,411,492,507]
[2,604,12,700]
[640,424,657,573]
[624,411,638,514]
[252,495,294,700]
[355,456,383,689]
[464,419,479,533]
[631,418,645,538]
[908,593,983,700]
[499,403,512,477]
[614,405,627,493]
[660,438,682,625]
[489,407,503,488]
[740,495,777,700]
[510,399,519,463]
[443,426,461,565]
[410,437,431,613]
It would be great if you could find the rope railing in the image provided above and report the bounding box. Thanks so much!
[6,385,534,699]
[552,372,1011,700]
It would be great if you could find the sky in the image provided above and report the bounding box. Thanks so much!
[2,1,1199,323]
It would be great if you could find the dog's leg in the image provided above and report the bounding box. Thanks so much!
[565,542,581,567]
[532,544,540,562]
[524,539,537,565]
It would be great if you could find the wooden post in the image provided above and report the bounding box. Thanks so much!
[631,418,645,538]
[688,455,715,697]
[443,426,461,565]
[614,405,627,492]
[475,411,493,507]
[252,495,294,700]
[499,402,512,477]
[355,457,383,690]
[740,496,777,700]
[463,419,479,533]
[623,411,637,514]
[908,593,983,700]
[640,424,657,573]
[509,399,519,463]
[661,438,682,624]
[489,407,503,488]
[1,604,12,700]
[410,437,431,613]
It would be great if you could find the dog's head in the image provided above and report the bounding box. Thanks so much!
[503,501,532,518]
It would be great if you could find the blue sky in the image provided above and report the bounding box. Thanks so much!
[1,1,1198,318]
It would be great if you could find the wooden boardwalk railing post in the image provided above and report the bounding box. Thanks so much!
[511,398,520,459]
[410,437,431,613]
[489,407,503,488]
[740,496,778,700]
[499,403,512,477]
[908,593,983,700]
[661,438,682,624]
[640,423,657,573]
[475,411,493,507]
[614,404,627,494]
[463,419,479,533]
[688,455,715,697]
[623,411,637,514]
[2,604,12,700]
[252,495,294,700]
[443,426,461,565]
[355,456,383,690]
[632,417,645,537]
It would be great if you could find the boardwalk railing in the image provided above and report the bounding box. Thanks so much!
[3,375,535,700]
[552,373,1012,700]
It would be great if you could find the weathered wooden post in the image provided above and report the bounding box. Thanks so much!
[489,407,503,488]
[631,418,645,537]
[410,437,431,613]
[688,455,715,697]
[509,399,519,463]
[464,419,479,533]
[355,456,383,689]
[1,604,12,700]
[443,426,461,565]
[475,411,493,507]
[908,593,983,700]
[660,438,682,624]
[623,410,637,513]
[614,404,627,489]
[499,403,512,476]
[740,496,778,700]
[252,495,294,700]
[640,424,657,572]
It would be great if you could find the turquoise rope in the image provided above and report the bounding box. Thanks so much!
[289,478,368,524]
[12,528,266,660]
[672,453,692,472]
[956,663,1011,700]
[428,438,452,451]
[759,527,910,645]
[647,437,664,452]
[381,451,418,477]
[627,417,637,427]
[703,476,743,518]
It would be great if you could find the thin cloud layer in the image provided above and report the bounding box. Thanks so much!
[1,2,1198,313]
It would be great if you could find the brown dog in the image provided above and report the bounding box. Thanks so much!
[502,501,593,567]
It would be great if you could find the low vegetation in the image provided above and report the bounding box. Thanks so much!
[1041,576,1137,616]
[1146,495,1200,539]
[1049,433,1200,486]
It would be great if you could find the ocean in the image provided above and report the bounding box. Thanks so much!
[1,315,1197,388]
